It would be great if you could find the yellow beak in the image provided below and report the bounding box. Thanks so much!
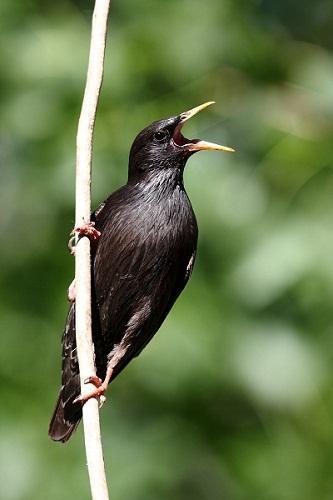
[178,101,235,153]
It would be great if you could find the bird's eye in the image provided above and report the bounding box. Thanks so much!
[154,130,168,142]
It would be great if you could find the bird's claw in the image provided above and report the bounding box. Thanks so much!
[99,395,107,407]
[68,222,101,256]
[67,279,76,302]
[73,376,108,407]
[84,375,103,387]
[68,236,76,256]
[74,222,101,241]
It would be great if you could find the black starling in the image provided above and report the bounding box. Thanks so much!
[49,102,234,442]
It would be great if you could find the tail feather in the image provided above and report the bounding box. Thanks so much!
[50,292,107,443]
[49,304,82,443]
[49,392,82,442]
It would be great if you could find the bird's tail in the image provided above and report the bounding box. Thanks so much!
[48,390,82,443]
[49,304,83,443]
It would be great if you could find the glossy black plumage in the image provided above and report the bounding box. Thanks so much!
[49,103,233,442]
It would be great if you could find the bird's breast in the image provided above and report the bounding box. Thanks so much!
[95,183,197,282]
[93,182,198,340]
[136,184,197,246]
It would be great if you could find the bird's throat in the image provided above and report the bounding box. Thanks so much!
[138,167,184,196]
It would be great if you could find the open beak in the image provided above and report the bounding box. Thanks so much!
[173,101,235,153]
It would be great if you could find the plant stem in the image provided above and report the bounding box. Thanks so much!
[75,1,111,499]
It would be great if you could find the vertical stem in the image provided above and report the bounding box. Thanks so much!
[75,1,111,499]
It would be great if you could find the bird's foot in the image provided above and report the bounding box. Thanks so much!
[84,375,103,388]
[68,222,101,256]
[73,375,110,408]
[68,236,76,256]
[75,222,101,241]
[67,279,76,302]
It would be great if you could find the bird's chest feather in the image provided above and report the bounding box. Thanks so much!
[93,181,197,307]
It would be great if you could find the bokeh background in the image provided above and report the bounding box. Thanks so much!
[1,0,333,498]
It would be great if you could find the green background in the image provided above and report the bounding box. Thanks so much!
[1,1,333,499]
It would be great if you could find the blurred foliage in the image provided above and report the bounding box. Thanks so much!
[1,0,333,499]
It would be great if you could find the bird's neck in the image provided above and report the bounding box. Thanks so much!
[128,167,185,196]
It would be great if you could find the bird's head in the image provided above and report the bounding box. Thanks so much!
[128,102,235,183]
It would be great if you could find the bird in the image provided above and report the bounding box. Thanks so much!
[49,101,234,442]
